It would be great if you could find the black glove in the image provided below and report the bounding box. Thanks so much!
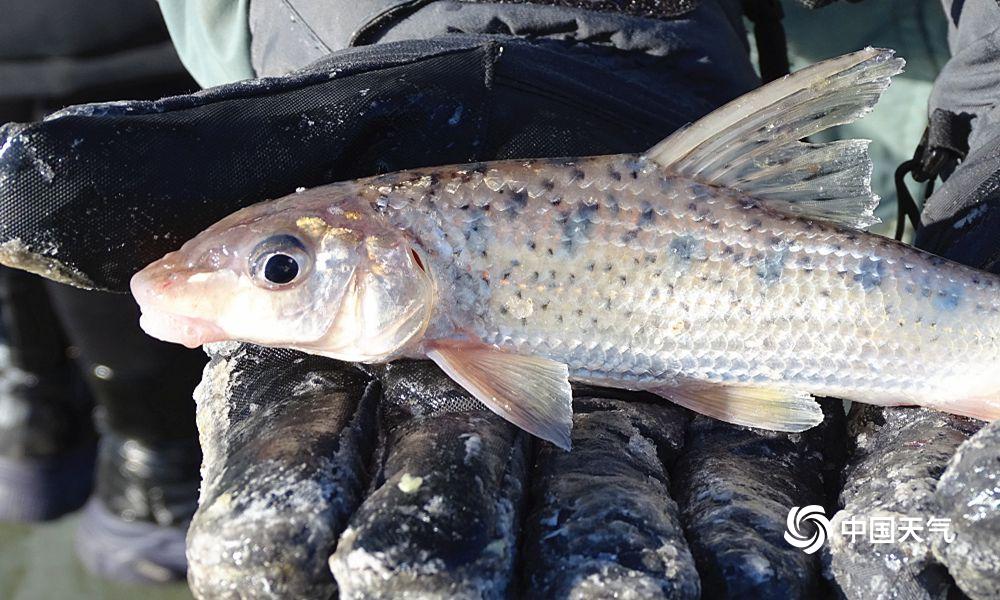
[0,30,851,599]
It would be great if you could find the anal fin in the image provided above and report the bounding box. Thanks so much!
[651,382,824,432]
[426,341,574,449]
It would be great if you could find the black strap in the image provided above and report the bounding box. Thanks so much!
[894,109,970,240]
[743,0,790,83]
[470,0,700,19]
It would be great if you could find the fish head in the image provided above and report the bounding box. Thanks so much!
[130,192,435,362]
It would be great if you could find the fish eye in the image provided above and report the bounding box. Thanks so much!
[249,234,310,289]
[264,254,299,284]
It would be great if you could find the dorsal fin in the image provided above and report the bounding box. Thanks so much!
[643,48,904,229]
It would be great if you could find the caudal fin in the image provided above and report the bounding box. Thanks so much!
[643,48,905,229]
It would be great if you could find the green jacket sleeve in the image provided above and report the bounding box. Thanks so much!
[156,0,254,87]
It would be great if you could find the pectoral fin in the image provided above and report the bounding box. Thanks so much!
[426,342,574,449]
[651,382,824,432]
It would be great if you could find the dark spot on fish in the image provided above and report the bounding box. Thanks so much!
[515,290,522,299]
[551,198,562,207]
[750,218,763,229]
[576,309,584,316]
[460,204,470,210]
[528,241,536,250]
[605,194,620,214]
[621,229,639,243]
[547,247,555,256]
[542,179,555,191]
[639,202,656,226]
[796,255,814,271]
[853,257,884,291]
[620,275,627,285]
[591,317,598,325]
[631,170,639,179]
[722,246,734,256]
[501,271,511,281]
[541,302,549,310]
[933,285,963,311]
[669,235,699,260]
[820,290,831,297]
[732,252,745,263]
[710,221,720,230]
[757,248,788,284]
[470,163,488,174]
[610,169,622,181]
[549,270,557,279]
[605,264,614,272]
[500,306,509,315]
[429,173,440,185]
[586,261,596,272]
[510,191,528,208]
[768,236,781,246]
[531,271,539,281]
[557,315,564,323]
[688,202,698,212]
[604,299,612,310]
[570,168,585,182]
[480,249,488,257]
[511,259,520,267]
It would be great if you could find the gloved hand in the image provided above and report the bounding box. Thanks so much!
[0,27,847,600]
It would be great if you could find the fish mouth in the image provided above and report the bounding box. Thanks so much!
[137,309,229,348]
[131,266,229,348]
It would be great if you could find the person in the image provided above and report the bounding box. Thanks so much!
[0,0,205,584]
[0,0,995,597]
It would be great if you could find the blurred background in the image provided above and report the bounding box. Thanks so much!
[0,0,948,598]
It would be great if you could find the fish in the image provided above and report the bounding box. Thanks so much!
[131,48,1000,450]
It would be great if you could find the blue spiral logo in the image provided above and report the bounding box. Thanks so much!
[784,505,830,554]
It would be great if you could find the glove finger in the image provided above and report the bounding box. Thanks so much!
[330,360,530,597]
[674,399,846,597]
[185,343,377,599]
[520,396,698,597]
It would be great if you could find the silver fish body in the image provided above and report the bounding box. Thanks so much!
[361,155,1000,413]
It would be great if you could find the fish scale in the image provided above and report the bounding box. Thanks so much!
[368,154,1000,406]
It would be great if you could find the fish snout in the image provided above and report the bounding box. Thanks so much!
[130,264,230,348]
